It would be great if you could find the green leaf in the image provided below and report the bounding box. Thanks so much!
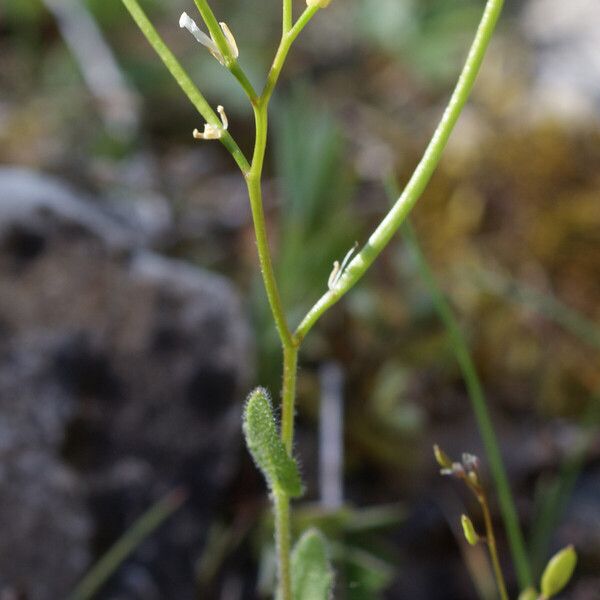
[540,545,577,598]
[243,387,303,498]
[292,529,334,600]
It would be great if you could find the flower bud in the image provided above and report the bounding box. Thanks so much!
[433,444,453,469]
[541,545,577,598]
[461,514,479,546]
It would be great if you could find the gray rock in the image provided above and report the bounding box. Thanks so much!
[0,166,251,598]
[0,338,91,600]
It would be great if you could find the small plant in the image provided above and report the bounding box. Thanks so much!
[435,446,578,600]
[121,0,507,596]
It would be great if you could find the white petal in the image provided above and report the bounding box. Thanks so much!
[179,11,219,55]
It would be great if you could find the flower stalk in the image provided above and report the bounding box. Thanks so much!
[121,0,507,597]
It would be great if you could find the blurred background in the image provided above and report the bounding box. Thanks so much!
[1,0,599,598]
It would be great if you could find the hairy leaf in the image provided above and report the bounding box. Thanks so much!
[292,529,333,600]
[243,387,303,497]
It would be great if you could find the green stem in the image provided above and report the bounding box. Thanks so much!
[245,170,293,349]
[283,0,293,34]
[193,0,235,65]
[470,268,600,352]
[281,345,299,453]
[67,489,186,600]
[402,220,532,588]
[243,12,320,599]
[479,492,510,600]
[262,6,319,104]
[294,0,504,344]
[121,0,250,173]
[529,394,600,576]
[274,491,292,600]
[192,0,258,103]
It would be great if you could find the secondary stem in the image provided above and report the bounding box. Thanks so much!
[294,0,505,345]
[480,493,510,600]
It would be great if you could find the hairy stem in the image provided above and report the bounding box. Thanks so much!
[294,0,505,344]
[274,491,292,600]
[243,11,319,595]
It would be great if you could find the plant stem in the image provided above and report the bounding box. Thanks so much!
[262,6,319,104]
[281,345,299,453]
[402,221,532,588]
[294,0,504,345]
[469,268,600,352]
[283,0,293,34]
[479,491,510,600]
[192,0,258,103]
[121,0,250,173]
[68,489,186,600]
[246,114,293,349]
[274,491,293,600]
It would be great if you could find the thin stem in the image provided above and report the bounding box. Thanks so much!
[283,0,293,34]
[402,220,532,588]
[246,169,293,348]
[243,11,319,599]
[262,6,319,104]
[274,491,292,600]
[68,489,186,600]
[529,394,600,576]
[192,0,259,103]
[193,0,235,65]
[479,492,510,600]
[470,268,600,352]
[281,346,299,452]
[121,0,250,173]
[294,0,504,344]
[230,62,259,104]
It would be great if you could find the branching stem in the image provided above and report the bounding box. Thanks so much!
[122,0,508,597]
[294,0,505,345]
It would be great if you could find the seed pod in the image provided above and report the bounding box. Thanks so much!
[461,514,479,546]
[540,545,577,598]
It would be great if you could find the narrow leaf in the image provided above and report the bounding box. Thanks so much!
[243,387,303,497]
[291,528,333,600]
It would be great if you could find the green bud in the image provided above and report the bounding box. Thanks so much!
[540,545,577,598]
[433,444,453,469]
[517,587,538,600]
[306,0,332,7]
[461,514,479,546]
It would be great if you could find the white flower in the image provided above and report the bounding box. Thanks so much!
[179,12,238,65]
[193,105,229,140]
[328,243,358,290]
